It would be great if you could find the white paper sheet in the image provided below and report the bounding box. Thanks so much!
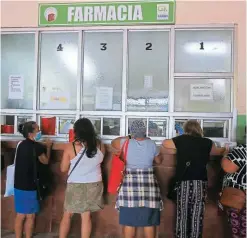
[190,84,213,101]
[8,75,24,99]
[144,75,153,89]
[95,87,113,110]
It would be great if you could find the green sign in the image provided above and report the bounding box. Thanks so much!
[39,1,175,26]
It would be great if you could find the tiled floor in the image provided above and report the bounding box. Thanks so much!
[1,230,59,238]
[1,231,120,238]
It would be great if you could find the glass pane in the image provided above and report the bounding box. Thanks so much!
[174,119,186,136]
[203,120,228,138]
[103,118,120,136]
[88,117,101,135]
[148,119,167,137]
[175,30,232,73]
[174,119,201,136]
[127,31,169,112]
[39,32,78,110]
[59,118,75,134]
[1,34,35,109]
[17,116,33,127]
[82,32,123,111]
[40,116,56,135]
[128,118,147,135]
[1,115,15,134]
[174,79,231,112]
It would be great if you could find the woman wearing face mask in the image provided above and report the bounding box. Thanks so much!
[14,121,52,238]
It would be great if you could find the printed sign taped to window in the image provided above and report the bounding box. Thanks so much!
[190,84,213,101]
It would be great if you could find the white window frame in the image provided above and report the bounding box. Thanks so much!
[1,24,236,144]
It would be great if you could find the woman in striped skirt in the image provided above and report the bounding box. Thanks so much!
[162,120,226,238]
[111,120,163,238]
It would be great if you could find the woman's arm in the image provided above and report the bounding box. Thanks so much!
[60,144,71,173]
[160,139,177,155]
[221,157,240,173]
[111,136,128,155]
[38,139,53,165]
[99,141,106,156]
[210,144,226,156]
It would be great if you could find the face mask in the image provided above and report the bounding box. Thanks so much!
[35,131,42,141]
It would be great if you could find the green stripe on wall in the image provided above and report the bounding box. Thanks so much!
[237,115,246,143]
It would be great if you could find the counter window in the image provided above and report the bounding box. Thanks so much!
[127,117,168,138]
[175,30,233,73]
[103,118,120,136]
[40,116,56,136]
[39,32,79,110]
[59,117,75,134]
[174,78,231,112]
[127,31,169,112]
[1,27,234,143]
[88,117,101,135]
[1,115,15,134]
[1,34,35,109]
[203,120,229,138]
[82,32,123,111]
[17,116,33,128]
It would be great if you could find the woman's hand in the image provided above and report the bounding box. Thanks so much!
[45,138,53,148]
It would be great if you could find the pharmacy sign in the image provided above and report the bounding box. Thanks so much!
[39,1,175,26]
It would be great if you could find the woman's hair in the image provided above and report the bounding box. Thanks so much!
[18,121,36,139]
[73,118,98,158]
[130,120,146,138]
[183,120,203,137]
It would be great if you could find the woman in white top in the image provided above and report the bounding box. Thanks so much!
[59,118,105,238]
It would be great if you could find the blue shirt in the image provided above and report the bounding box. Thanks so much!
[120,138,159,169]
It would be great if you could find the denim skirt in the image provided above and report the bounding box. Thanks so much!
[14,189,40,214]
[119,207,160,227]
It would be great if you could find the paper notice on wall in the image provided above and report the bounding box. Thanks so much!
[8,75,24,99]
[190,84,213,101]
[47,91,70,109]
[144,75,153,89]
[95,87,113,110]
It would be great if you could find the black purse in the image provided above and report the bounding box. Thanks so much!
[167,161,191,202]
[33,149,52,202]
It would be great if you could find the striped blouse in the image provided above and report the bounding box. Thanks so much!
[223,144,246,191]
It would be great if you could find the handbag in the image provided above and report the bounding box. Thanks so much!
[220,187,246,210]
[167,161,191,202]
[4,141,22,197]
[108,140,129,194]
[33,148,51,202]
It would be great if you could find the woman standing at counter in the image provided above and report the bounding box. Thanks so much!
[59,118,105,238]
[161,120,226,238]
[111,120,162,238]
[221,142,246,238]
[14,121,52,238]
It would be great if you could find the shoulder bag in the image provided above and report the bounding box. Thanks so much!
[108,139,129,194]
[33,148,51,201]
[220,187,246,211]
[4,141,22,197]
[167,161,191,202]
